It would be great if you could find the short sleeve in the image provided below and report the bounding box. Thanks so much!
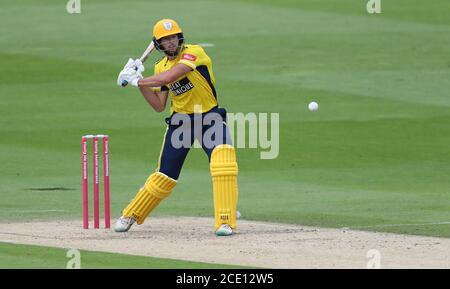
[178,46,207,70]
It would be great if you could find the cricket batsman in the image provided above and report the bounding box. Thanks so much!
[115,19,239,236]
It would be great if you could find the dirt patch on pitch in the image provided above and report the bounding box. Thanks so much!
[1,216,450,268]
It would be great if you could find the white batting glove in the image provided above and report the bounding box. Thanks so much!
[123,58,136,69]
[117,67,142,87]
[123,58,144,73]
[129,75,141,87]
[134,59,145,74]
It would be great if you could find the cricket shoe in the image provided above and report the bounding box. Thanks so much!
[215,224,233,236]
[114,216,135,232]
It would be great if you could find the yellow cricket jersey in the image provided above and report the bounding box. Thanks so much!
[153,44,218,114]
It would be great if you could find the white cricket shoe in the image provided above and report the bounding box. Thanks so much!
[215,224,233,236]
[114,216,135,232]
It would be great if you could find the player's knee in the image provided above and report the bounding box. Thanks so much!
[210,144,238,177]
[143,172,177,199]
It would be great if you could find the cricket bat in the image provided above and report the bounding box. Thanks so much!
[121,40,155,87]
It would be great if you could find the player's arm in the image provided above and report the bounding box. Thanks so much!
[138,64,192,87]
[139,87,169,112]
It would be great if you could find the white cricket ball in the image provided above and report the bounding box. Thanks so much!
[308,101,319,112]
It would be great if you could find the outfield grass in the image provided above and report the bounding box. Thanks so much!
[0,242,248,269]
[1,0,450,241]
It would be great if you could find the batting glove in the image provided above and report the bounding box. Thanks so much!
[123,58,135,70]
[129,75,141,87]
[134,59,145,74]
[117,67,142,87]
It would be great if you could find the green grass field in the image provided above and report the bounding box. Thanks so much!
[0,242,248,268]
[1,0,450,267]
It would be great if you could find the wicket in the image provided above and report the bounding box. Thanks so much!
[81,134,111,229]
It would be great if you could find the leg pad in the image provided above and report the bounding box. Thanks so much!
[210,144,239,229]
[123,172,176,224]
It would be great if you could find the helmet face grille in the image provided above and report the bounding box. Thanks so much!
[154,33,184,57]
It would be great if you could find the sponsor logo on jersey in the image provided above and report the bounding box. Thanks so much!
[168,77,194,96]
[182,54,197,61]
